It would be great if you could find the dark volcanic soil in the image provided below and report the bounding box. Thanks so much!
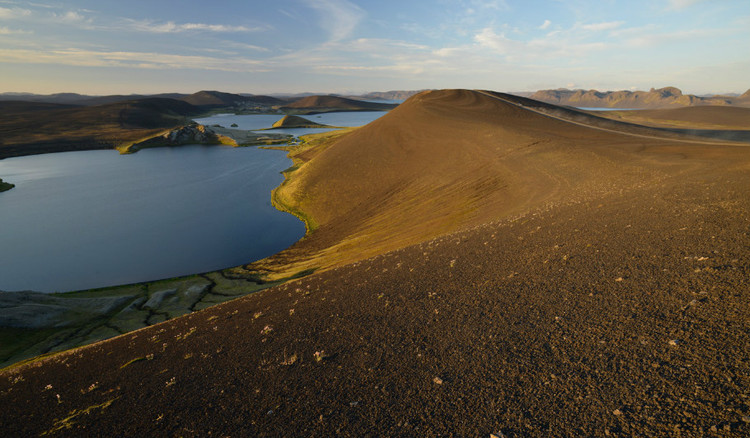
[1,90,749,437]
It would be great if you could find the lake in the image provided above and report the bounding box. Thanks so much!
[0,146,305,293]
[0,110,388,293]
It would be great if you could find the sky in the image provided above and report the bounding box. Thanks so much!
[0,0,748,95]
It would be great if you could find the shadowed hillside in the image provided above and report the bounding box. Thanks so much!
[281,95,398,113]
[0,98,200,158]
[1,89,749,437]
[180,90,284,108]
[592,105,750,130]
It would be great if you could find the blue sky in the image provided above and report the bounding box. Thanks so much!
[0,0,748,95]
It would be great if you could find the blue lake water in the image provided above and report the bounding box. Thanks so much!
[196,110,389,137]
[0,146,305,293]
[0,110,389,293]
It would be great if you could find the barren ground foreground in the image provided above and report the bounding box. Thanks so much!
[1,90,749,437]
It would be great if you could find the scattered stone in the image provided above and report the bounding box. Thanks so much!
[615,277,624,282]
[349,401,359,407]
[433,376,444,385]
[668,339,680,346]
[613,409,623,416]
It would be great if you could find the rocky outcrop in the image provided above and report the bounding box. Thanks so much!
[162,123,218,144]
[120,123,236,154]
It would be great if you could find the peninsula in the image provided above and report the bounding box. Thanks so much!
[0,177,13,192]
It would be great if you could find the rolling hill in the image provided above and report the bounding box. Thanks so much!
[181,90,285,108]
[0,98,200,158]
[281,95,398,113]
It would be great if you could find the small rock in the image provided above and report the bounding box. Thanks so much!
[615,277,624,282]
[349,401,359,407]
[710,425,718,432]
[742,415,750,423]
[613,409,623,416]
[490,432,506,438]
[433,376,443,385]
[668,339,680,346]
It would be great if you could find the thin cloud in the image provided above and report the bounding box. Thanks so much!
[475,26,607,60]
[581,21,624,31]
[624,28,714,47]
[0,47,271,72]
[54,11,92,24]
[0,25,30,34]
[667,0,707,10]
[540,20,551,30]
[301,0,365,41]
[127,19,266,33]
[0,6,31,18]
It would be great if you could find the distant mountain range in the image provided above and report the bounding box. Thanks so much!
[527,86,750,109]
[4,87,749,109]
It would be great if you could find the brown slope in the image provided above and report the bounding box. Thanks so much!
[244,89,744,280]
[271,115,328,128]
[281,95,397,112]
[0,121,748,436]
[0,98,199,158]
[593,105,750,130]
[180,90,248,107]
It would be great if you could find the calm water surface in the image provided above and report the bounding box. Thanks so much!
[196,110,388,137]
[0,145,304,292]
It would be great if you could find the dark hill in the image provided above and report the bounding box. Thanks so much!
[0,101,78,114]
[181,90,249,107]
[244,94,286,105]
[0,98,200,158]
[281,95,397,113]
[181,91,285,109]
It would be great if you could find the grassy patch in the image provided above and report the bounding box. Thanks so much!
[42,398,118,436]
[0,328,59,367]
[0,178,14,192]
